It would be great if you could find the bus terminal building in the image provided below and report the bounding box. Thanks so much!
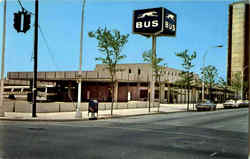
[6,63,229,104]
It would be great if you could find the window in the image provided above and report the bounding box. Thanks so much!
[129,69,131,74]
[138,69,141,75]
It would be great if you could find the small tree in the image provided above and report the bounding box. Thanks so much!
[218,77,228,102]
[175,50,196,111]
[88,27,129,116]
[202,65,218,101]
[142,49,166,112]
[231,71,244,99]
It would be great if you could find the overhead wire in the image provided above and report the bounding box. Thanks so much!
[38,25,61,70]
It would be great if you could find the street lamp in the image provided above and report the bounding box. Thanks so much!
[75,0,86,118]
[0,0,7,117]
[201,45,223,101]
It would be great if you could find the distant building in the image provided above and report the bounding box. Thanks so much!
[227,0,250,98]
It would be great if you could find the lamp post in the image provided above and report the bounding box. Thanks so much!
[75,0,86,118]
[0,0,6,117]
[201,45,223,101]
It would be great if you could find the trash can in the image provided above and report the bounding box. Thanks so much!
[88,100,98,120]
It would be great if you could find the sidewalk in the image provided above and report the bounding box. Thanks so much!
[0,104,224,121]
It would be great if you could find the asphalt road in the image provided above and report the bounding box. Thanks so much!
[0,108,248,159]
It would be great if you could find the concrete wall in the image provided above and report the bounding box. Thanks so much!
[3,101,157,113]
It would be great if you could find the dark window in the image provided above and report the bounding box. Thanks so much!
[155,90,159,99]
[140,90,148,98]
[129,69,132,74]
[140,83,148,87]
[129,83,137,86]
[165,91,168,99]
[138,69,141,75]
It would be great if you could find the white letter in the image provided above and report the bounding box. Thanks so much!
[172,25,176,31]
[136,22,143,28]
[165,21,169,29]
[144,21,151,28]
[152,20,158,27]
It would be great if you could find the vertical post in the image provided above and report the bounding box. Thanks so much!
[32,0,39,118]
[0,0,7,117]
[248,36,250,159]
[150,36,156,109]
[76,0,86,118]
[187,72,190,111]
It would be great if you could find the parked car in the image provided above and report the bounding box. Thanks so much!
[223,99,236,109]
[236,99,249,108]
[196,100,216,111]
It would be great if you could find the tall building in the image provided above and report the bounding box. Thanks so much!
[227,0,250,98]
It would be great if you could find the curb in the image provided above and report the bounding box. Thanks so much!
[0,110,188,122]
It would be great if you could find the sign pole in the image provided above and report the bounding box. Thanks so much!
[0,0,7,117]
[150,35,156,109]
[32,0,39,118]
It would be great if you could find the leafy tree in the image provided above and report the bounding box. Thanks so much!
[202,65,218,101]
[217,76,228,102]
[88,27,129,116]
[175,50,196,111]
[142,49,166,112]
[231,71,248,99]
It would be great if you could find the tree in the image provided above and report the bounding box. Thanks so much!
[88,27,129,116]
[142,49,166,112]
[217,76,228,102]
[175,49,196,111]
[202,65,218,101]
[230,71,248,99]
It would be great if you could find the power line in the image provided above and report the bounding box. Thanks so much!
[16,0,34,15]
[17,0,24,10]
[38,25,61,70]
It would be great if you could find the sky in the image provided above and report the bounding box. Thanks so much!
[0,0,236,79]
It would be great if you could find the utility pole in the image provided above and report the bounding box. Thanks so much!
[32,0,39,117]
[75,0,86,118]
[0,0,7,117]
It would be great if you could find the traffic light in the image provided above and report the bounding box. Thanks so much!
[13,12,21,32]
[23,12,31,33]
[13,11,31,33]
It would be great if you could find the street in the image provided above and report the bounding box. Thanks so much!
[0,108,248,159]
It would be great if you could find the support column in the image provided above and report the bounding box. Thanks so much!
[114,80,118,103]
[168,84,171,104]
[160,83,165,103]
[137,83,140,101]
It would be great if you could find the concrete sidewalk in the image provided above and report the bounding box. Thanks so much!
[0,104,224,121]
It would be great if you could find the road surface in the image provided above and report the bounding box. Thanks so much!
[0,108,247,159]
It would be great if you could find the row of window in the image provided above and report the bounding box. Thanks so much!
[128,68,180,77]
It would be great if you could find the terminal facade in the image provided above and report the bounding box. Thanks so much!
[7,63,229,103]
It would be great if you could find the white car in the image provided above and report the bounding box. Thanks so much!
[235,100,248,108]
[223,100,236,109]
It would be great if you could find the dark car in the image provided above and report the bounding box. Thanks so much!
[196,100,216,111]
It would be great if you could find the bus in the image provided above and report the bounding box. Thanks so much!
[4,86,30,100]
[27,85,58,102]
